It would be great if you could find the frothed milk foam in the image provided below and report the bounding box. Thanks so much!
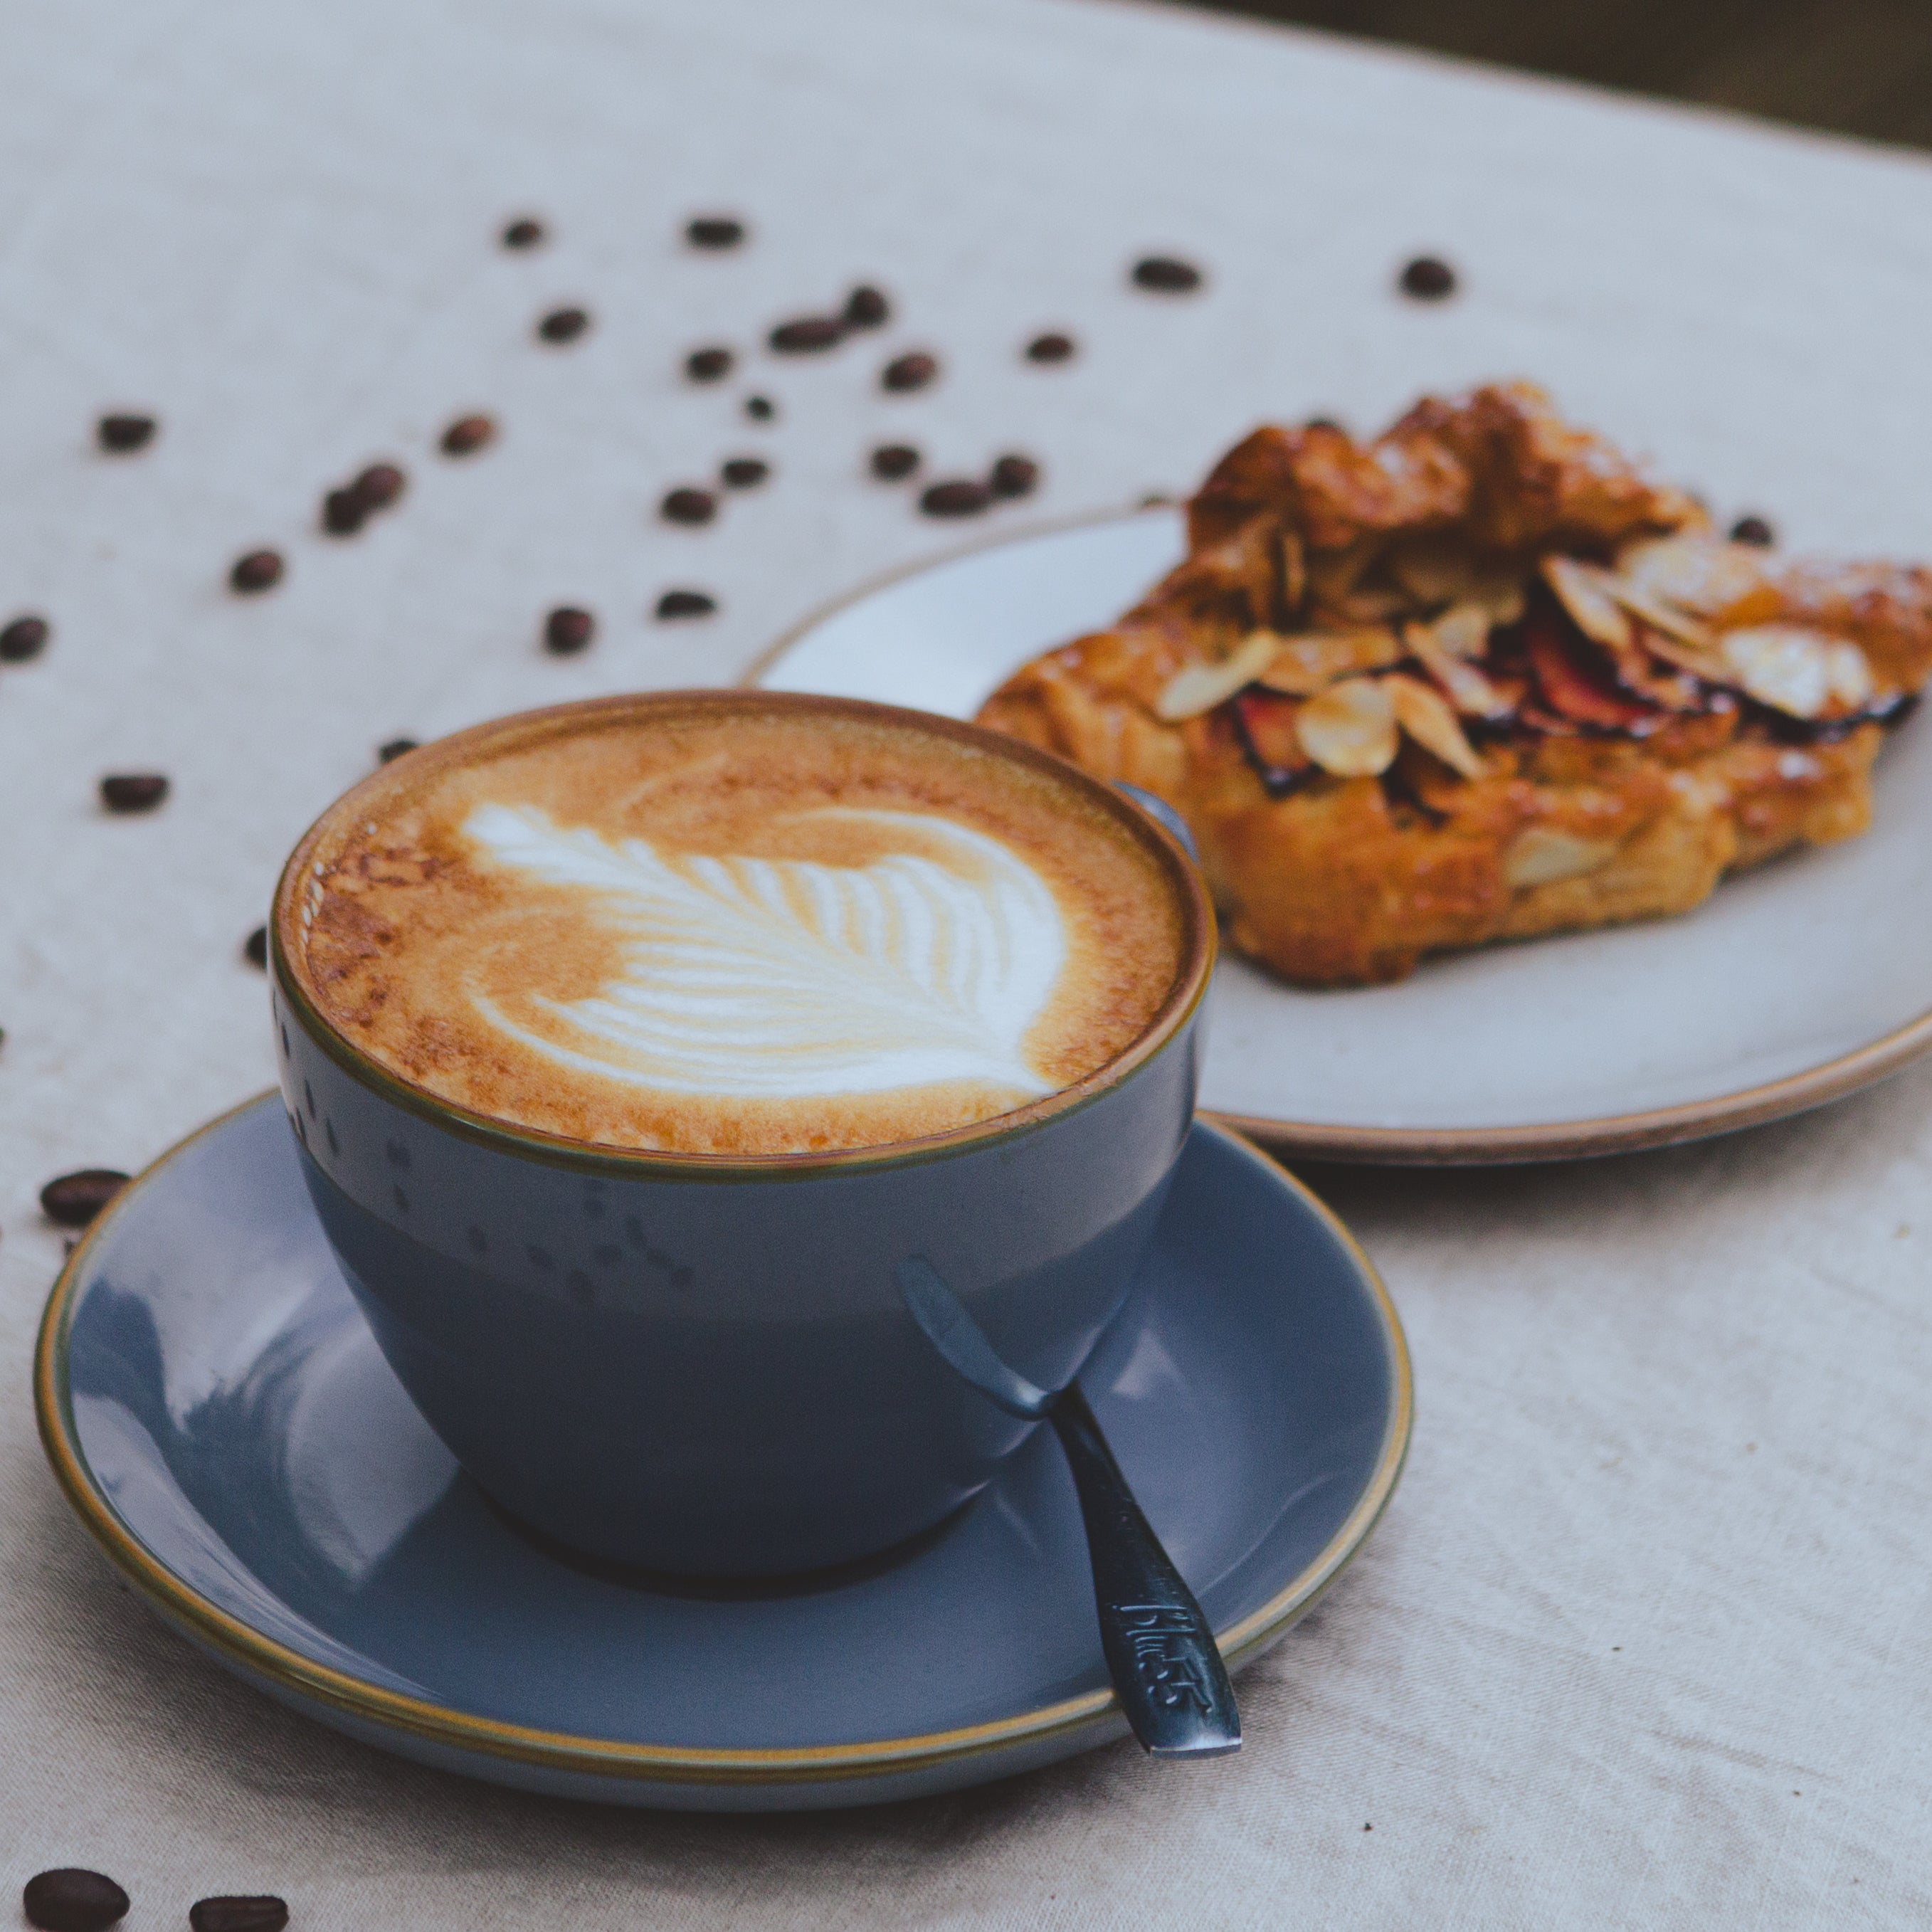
[281,700,1190,1155]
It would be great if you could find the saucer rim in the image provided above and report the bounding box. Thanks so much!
[746,504,1932,1165]
[36,1091,1412,1794]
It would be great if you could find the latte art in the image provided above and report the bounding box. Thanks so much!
[461,803,1066,1100]
[279,697,1192,1155]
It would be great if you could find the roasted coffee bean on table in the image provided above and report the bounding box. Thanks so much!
[655,588,717,620]
[100,773,169,813]
[769,315,844,354]
[22,1868,130,1932]
[743,394,776,421]
[988,453,1040,499]
[544,606,596,654]
[685,345,734,382]
[440,413,496,456]
[1398,254,1457,300]
[500,216,545,249]
[920,478,992,517]
[1,613,51,660]
[378,737,420,763]
[880,351,937,393]
[244,926,269,969]
[1731,514,1776,547]
[843,284,890,329]
[188,1896,290,1932]
[96,411,157,453]
[1131,254,1203,292]
[353,462,406,510]
[660,486,717,526]
[1025,331,1076,364]
[870,443,921,480]
[686,214,746,250]
[229,549,284,593]
[321,488,365,537]
[40,1171,132,1228]
[537,305,591,344]
[720,456,769,489]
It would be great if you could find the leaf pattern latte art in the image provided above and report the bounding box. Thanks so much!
[461,803,1068,1099]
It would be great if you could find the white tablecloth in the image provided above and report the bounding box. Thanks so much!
[4,0,1931,1923]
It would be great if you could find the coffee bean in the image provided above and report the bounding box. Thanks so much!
[769,316,844,354]
[100,773,169,813]
[744,394,776,421]
[685,345,734,383]
[1139,491,1176,508]
[321,488,366,537]
[189,1896,289,1932]
[1131,255,1202,293]
[870,443,921,481]
[881,352,937,394]
[378,737,420,763]
[40,1171,131,1228]
[1304,416,1345,433]
[97,413,157,453]
[440,413,496,457]
[1398,255,1457,300]
[655,589,717,620]
[544,606,596,654]
[988,453,1039,499]
[244,926,268,969]
[537,306,590,344]
[23,1869,129,1932]
[843,285,890,329]
[919,479,991,518]
[687,215,746,250]
[230,549,284,594]
[720,457,769,490]
[1730,514,1776,547]
[353,463,406,510]
[1,613,50,661]
[1025,332,1075,364]
[501,216,545,250]
[661,487,717,526]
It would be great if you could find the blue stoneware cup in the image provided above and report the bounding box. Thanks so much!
[269,692,1215,1577]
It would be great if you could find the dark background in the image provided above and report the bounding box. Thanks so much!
[1174,0,1932,150]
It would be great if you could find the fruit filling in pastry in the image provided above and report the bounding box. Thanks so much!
[976,383,1932,985]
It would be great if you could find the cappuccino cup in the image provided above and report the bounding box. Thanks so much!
[270,692,1213,1575]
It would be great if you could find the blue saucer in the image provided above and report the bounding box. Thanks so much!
[36,1096,1410,1810]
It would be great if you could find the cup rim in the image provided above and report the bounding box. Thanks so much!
[271,690,1215,1181]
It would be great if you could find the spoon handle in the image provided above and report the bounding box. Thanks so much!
[1048,1385,1242,1758]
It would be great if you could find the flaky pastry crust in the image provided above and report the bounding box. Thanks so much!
[977,384,1932,985]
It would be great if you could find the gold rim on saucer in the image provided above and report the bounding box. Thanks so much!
[36,1097,1411,1794]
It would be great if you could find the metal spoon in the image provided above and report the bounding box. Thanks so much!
[896,1257,1240,1759]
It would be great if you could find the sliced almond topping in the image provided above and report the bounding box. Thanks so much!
[1255,627,1402,696]
[1469,576,1528,627]
[1638,627,1731,683]
[1503,826,1620,890]
[1405,622,1514,719]
[1389,537,1476,606]
[1154,630,1284,722]
[1825,639,1876,712]
[1295,675,1399,776]
[1616,534,1768,616]
[1430,601,1494,659]
[1603,577,1715,649]
[1385,674,1487,778]
[1717,625,1849,720]
[1541,555,1633,653]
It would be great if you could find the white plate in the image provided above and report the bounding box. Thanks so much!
[750,509,1932,1162]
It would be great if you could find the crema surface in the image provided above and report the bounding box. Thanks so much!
[281,701,1189,1155]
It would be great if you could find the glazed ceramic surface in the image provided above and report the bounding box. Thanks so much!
[752,510,1932,1161]
[268,695,1212,1577]
[37,1095,1409,1812]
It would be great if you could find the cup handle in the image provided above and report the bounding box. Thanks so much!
[1113,782,1197,862]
